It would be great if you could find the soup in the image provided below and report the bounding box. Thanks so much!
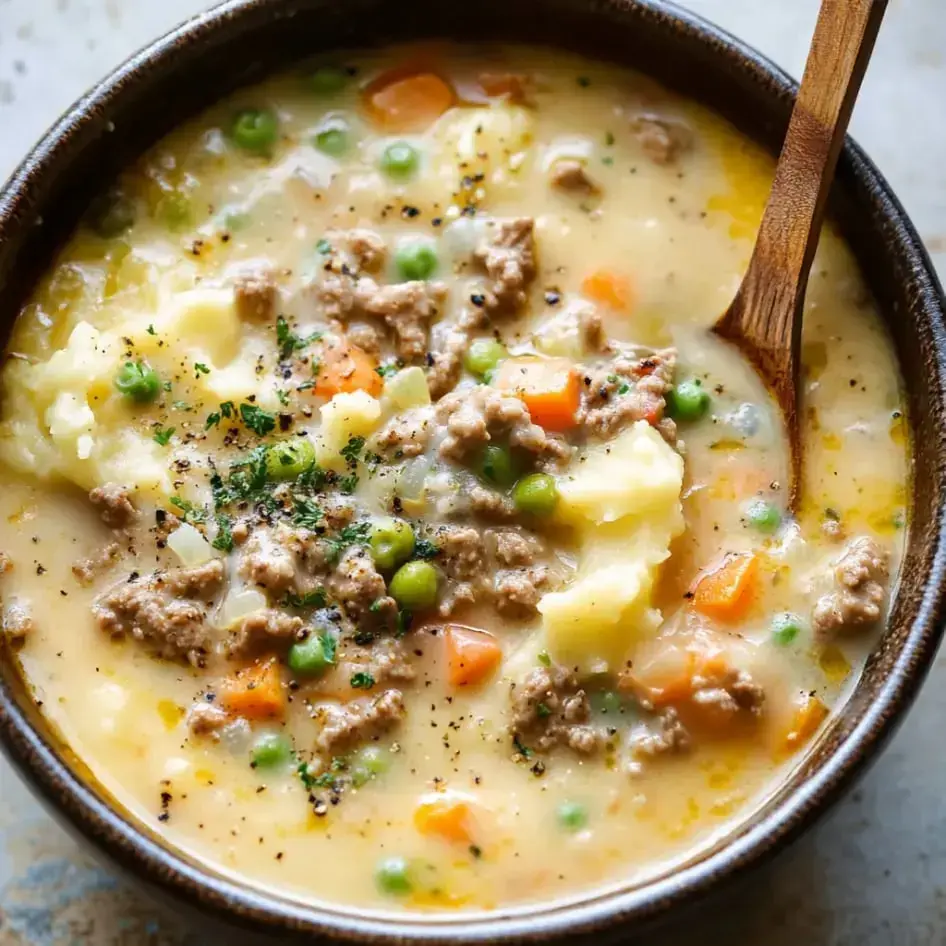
[0,45,907,913]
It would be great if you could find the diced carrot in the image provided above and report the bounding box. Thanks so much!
[782,694,829,753]
[414,794,475,844]
[445,625,503,688]
[581,269,634,311]
[220,658,285,720]
[365,71,455,131]
[692,552,759,621]
[623,644,729,708]
[313,341,382,399]
[493,356,580,432]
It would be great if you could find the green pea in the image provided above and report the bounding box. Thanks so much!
[251,732,292,769]
[380,141,419,179]
[746,498,782,533]
[265,438,316,481]
[395,240,438,281]
[388,560,439,611]
[479,445,518,488]
[315,120,349,157]
[230,107,279,154]
[667,379,710,422]
[114,360,161,403]
[351,745,390,787]
[771,612,803,646]
[287,632,335,677]
[369,517,416,571]
[308,66,349,95]
[375,856,412,896]
[464,338,508,380]
[512,473,559,516]
[556,801,588,832]
[87,187,136,238]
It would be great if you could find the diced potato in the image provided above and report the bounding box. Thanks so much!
[167,521,215,567]
[539,559,662,671]
[317,390,382,467]
[144,287,241,366]
[558,420,684,527]
[384,366,431,412]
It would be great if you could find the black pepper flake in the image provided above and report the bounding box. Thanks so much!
[544,290,561,306]
[530,760,546,777]
[470,293,486,308]
[402,205,420,219]
[278,413,293,432]
[35,564,46,575]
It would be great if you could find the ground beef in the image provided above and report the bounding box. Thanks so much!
[227,609,305,658]
[92,559,225,667]
[186,701,230,738]
[627,708,690,775]
[630,113,694,165]
[321,495,357,532]
[436,385,572,468]
[434,524,489,615]
[89,484,138,529]
[340,637,417,685]
[691,667,765,720]
[488,529,544,567]
[72,542,121,586]
[494,566,549,618]
[425,307,488,400]
[344,322,382,355]
[314,273,448,362]
[579,348,677,442]
[373,407,433,459]
[509,665,604,755]
[473,218,536,316]
[579,305,608,353]
[314,689,406,755]
[812,536,890,636]
[468,484,518,521]
[233,269,278,321]
[3,600,33,641]
[284,529,336,577]
[238,529,298,595]
[550,160,599,194]
[337,228,387,273]
[329,547,397,630]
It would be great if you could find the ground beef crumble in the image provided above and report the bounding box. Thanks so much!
[627,707,691,774]
[227,608,305,658]
[812,536,890,636]
[88,484,138,529]
[92,559,225,667]
[630,113,694,165]
[473,217,537,316]
[233,268,278,322]
[509,665,604,755]
[72,542,121,586]
[550,160,599,194]
[313,688,406,755]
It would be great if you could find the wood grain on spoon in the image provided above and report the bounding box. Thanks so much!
[713,0,887,505]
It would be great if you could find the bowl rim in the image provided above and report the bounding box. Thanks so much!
[1,0,945,941]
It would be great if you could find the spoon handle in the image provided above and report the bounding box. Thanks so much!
[715,0,887,432]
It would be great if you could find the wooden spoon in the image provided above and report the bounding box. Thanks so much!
[713,0,887,505]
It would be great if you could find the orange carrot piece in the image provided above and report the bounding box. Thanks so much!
[783,694,829,752]
[414,794,475,844]
[366,71,455,131]
[494,356,580,432]
[313,341,382,399]
[220,658,285,720]
[581,269,634,311]
[445,625,503,688]
[692,552,759,621]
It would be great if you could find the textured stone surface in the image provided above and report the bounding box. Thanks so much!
[0,1,944,942]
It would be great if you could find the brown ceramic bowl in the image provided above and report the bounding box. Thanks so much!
[0,0,944,942]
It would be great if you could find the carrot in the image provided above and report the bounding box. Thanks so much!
[581,269,634,311]
[220,658,285,720]
[782,694,828,753]
[623,646,729,708]
[365,71,455,131]
[313,341,382,399]
[414,794,475,844]
[493,356,580,432]
[445,625,503,688]
[692,552,759,621]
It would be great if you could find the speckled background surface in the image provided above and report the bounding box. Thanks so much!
[0,1,944,943]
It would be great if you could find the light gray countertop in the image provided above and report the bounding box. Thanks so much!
[0,1,944,943]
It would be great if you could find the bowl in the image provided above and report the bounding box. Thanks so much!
[1,0,945,942]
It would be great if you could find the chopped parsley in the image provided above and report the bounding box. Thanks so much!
[349,671,375,690]
[413,537,439,560]
[375,363,399,378]
[276,315,321,360]
[605,130,615,146]
[536,702,552,718]
[513,734,533,758]
[537,650,552,667]
[276,388,290,406]
[316,237,332,255]
[239,402,276,437]
[340,436,365,464]
[284,588,327,609]
[194,362,210,376]
[292,495,323,530]
[152,426,175,446]
[169,496,207,524]
[146,324,157,336]
[325,521,371,561]
[205,400,235,430]
[338,473,359,495]
[211,514,234,552]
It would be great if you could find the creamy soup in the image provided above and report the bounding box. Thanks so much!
[0,45,908,913]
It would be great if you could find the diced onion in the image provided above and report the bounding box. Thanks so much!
[167,522,215,567]
[218,589,267,629]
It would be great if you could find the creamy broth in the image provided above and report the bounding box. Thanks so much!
[0,45,907,912]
